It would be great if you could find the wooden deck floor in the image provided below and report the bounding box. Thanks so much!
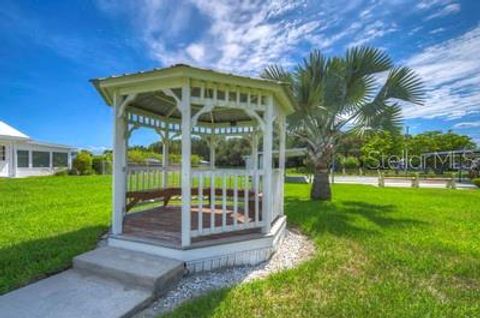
[123,205,263,248]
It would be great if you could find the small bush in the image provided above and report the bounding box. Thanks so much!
[341,156,360,170]
[92,156,112,175]
[68,168,79,176]
[72,151,93,175]
[54,170,68,176]
[473,178,480,188]
[82,168,95,176]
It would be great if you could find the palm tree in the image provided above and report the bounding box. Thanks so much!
[262,47,425,200]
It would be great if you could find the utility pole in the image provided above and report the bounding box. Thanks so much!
[405,126,409,177]
[331,143,335,184]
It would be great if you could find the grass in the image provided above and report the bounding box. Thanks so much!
[1,176,479,316]
[164,184,480,317]
[0,176,111,294]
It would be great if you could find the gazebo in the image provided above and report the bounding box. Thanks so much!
[92,64,295,270]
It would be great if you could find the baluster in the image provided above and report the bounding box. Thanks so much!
[255,170,259,225]
[135,170,140,191]
[244,171,249,228]
[198,173,203,234]
[233,175,238,229]
[222,173,227,231]
[142,170,146,191]
[210,171,215,232]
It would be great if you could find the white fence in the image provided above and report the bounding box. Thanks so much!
[127,165,181,191]
[126,165,284,238]
[190,169,264,237]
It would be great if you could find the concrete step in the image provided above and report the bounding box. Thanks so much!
[73,246,184,295]
[0,270,152,318]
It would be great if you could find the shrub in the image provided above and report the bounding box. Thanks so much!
[54,170,68,176]
[73,151,93,175]
[473,178,480,188]
[341,156,360,170]
[68,168,79,176]
[426,170,437,179]
[92,156,112,175]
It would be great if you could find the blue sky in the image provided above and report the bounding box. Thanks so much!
[1,0,479,152]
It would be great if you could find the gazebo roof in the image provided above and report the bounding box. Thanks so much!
[91,64,295,127]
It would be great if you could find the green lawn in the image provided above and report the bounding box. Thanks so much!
[166,184,480,317]
[0,176,111,294]
[1,177,479,317]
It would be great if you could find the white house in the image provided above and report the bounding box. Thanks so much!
[0,121,76,177]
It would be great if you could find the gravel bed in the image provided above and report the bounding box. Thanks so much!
[134,228,315,317]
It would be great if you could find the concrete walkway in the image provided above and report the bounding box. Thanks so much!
[0,247,184,318]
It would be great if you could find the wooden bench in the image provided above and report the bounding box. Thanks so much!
[126,187,261,212]
[378,173,456,189]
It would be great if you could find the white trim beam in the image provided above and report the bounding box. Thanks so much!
[180,82,192,247]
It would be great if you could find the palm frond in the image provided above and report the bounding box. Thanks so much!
[350,102,403,136]
[261,64,293,84]
[345,46,393,77]
[383,66,425,105]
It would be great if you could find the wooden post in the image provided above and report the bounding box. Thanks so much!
[262,95,274,233]
[251,132,258,171]
[208,135,216,170]
[112,93,128,235]
[180,82,191,247]
[278,114,286,215]
[162,131,169,188]
[378,170,384,188]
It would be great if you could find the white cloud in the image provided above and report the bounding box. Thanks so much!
[429,27,445,34]
[95,0,411,74]
[453,122,480,129]
[186,43,206,62]
[84,145,110,154]
[402,26,480,120]
[416,0,454,10]
[424,3,461,21]
[92,0,477,125]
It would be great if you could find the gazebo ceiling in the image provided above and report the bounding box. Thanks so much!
[91,64,296,124]
[130,90,260,126]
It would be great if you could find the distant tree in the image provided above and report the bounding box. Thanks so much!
[336,133,364,158]
[215,137,251,167]
[72,151,93,175]
[407,130,476,155]
[361,131,403,169]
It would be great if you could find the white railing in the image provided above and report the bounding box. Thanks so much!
[127,165,181,192]
[271,169,284,222]
[126,165,283,239]
[190,169,264,237]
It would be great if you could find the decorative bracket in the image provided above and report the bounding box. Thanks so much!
[191,101,215,127]
[117,93,137,118]
[243,108,265,131]
[127,123,140,139]
[161,88,181,110]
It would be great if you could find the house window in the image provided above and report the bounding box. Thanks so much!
[53,152,68,167]
[0,145,5,161]
[17,150,29,168]
[32,151,50,167]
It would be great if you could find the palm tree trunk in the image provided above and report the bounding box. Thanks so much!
[310,159,331,200]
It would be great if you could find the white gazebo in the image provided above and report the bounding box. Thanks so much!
[92,64,295,271]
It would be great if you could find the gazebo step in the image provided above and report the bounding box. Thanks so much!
[73,246,184,295]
